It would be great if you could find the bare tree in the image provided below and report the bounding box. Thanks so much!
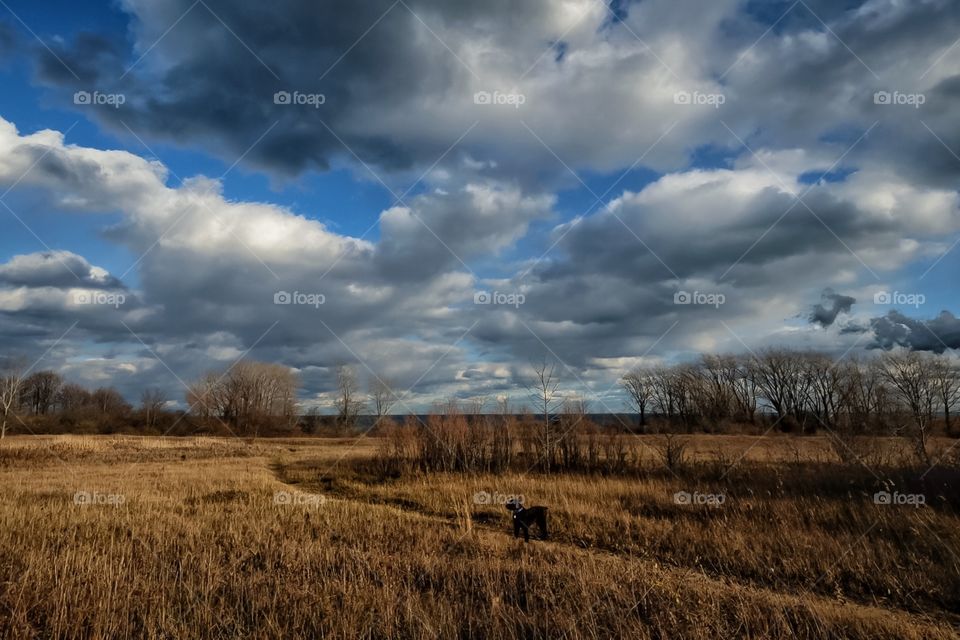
[20,371,63,415]
[58,383,93,412]
[528,359,560,425]
[655,433,688,471]
[334,365,365,430]
[877,351,935,463]
[91,387,132,416]
[839,356,886,434]
[558,396,588,467]
[369,375,397,427]
[188,361,299,435]
[697,354,737,425]
[649,365,679,421]
[527,359,561,470]
[661,364,700,428]
[730,354,758,423]
[750,348,813,430]
[621,367,655,430]
[0,358,26,440]
[140,388,167,430]
[802,352,849,431]
[929,355,960,436]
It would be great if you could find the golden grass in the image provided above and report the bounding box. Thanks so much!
[0,434,957,639]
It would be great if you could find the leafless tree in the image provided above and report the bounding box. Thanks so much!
[928,356,960,436]
[729,354,758,423]
[528,359,560,423]
[697,354,737,425]
[20,371,63,415]
[877,351,936,463]
[801,352,849,431]
[186,372,220,418]
[334,364,365,430]
[649,365,679,420]
[558,396,588,467]
[655,433,688,471]
[527,359,561,470]
[621,366,655,429]
[839,357,884,434]
[140,388,167,430]
[91,387,132,416]
[58,383,93,412]
[0,358,26,440]
[750,348,813,430]
[369,375,397,427]
[668,364,700,428]
[188,361,299,435]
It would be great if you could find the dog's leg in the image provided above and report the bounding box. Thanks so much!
[519,521,529,542]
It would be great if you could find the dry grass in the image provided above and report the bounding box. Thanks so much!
[0,434,957,639]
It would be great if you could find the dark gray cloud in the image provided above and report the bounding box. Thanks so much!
[717,0,960,190]
[809,288,855,327]
[35,31,124,84]
[21,0,960,191]
[0,251,123,289]
[869,310,960,353]
[374,184,553,281]
[33,0,553,176]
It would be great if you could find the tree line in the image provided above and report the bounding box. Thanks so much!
[621,349,960,463]
[0,363,164,439]
[2,348,958,459]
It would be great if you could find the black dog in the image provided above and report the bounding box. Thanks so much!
[505,500,548,542]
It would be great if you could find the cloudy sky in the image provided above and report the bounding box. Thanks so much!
[0,0,958,412]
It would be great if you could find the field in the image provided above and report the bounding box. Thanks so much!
[0,434,958,639]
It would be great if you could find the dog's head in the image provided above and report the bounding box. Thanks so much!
[505,498,524,513]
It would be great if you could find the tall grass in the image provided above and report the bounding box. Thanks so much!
[377,412,646,474]
[1,435,958,639]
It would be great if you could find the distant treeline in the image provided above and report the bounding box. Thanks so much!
[1,349,957,462]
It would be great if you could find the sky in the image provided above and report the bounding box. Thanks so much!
[0,0,959,412]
